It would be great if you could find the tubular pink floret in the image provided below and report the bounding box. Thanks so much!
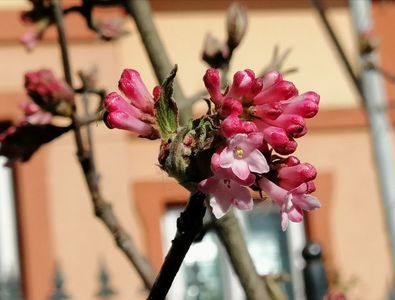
[203,68,223,106]
[219,98,243,117]
[261,71,283,89]
[104,92,142,119]
[25,69,75,103]
[253,80,298,105]
[227,69,255,98]
[221,114,243,138]
[281,92,320,118]
[258,177,320,230]
[261,126,297,155]
[249,102,283,120]
[264,114,306,138]
[277,163,317,190]
[118,69,154,114]
[106,111,154,137]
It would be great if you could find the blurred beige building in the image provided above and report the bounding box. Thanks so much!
[0,0,395,299]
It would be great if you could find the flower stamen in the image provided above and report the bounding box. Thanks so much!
[234,146,244,158]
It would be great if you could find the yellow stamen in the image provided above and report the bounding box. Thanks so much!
[234,147,244,158]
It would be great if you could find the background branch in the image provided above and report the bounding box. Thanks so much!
[51,0,155,290]
[123,0,192,124]
[213,211,271,300]
[310,0,363,99]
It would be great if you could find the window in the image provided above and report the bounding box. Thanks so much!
[0,156,23,299]
[161,201,306,300]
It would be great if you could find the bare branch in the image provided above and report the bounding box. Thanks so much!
[213,211,271,300]
[50,0,156,290]
[147,192,207,300]
[310,0,363,99]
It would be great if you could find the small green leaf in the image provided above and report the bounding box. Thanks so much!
[155,65,179,141]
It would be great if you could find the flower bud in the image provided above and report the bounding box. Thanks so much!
[118,69,155,114]
[221,114,243,138]
[254,80,298,105]
[219,98,243,118]
[104,92,158,139]
[202,33,230,69]
[226,3,248,50]
[277,163,317,190]
[282,92,320,118]
[227,69,255,99]
[262,126,297,155]
[203,68,223,106]
[25,69,75,116]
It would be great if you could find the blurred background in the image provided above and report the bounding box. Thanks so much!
[0,0,394,299]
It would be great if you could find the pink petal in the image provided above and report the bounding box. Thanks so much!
[219,148,234,168]
[107,111,153,137]
[231,159,249,180]
[258,177,288,206]
[261,71,282,89]
[239,132,263,152]
[229,133,247,150]
[245,149,269,174]
[292,194,321,211]
[227,169,256,186]
[210,195,232,218]
[230,181,253,210]
[198,177,220,194]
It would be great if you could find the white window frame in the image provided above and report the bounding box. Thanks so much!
[161,205,306,300]
[0,156,21,290]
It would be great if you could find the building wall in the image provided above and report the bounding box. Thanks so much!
[0,1,394,299]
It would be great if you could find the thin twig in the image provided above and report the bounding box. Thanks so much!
[310,0,364,99]
[51,0,155,290]
[366,61,395,83]
[147,192,207,300]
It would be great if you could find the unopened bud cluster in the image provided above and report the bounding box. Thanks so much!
[25,69,75,116]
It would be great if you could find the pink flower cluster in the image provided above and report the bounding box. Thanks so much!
[24,69,75,117]
[103,67,320,230]
[103,69,160,140]
[199,68,320,230]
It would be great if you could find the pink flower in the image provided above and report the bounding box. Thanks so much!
[118,69,156,114]
[20,102,52,125]
[226,69,255,99]
[219,132,269,180]
[258,177,320,231]
[20,30,39,51]
[259,126,298,155]
[25,69,74,103]
[253,75,298,105]
[276,161,317,190]
[219,98,243,118]
[281,91,320,118]
[198,175,253,218]
[24,69,75,116]
[210,152,256,186]
[104,92,159,140]
[203,68,223,106]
